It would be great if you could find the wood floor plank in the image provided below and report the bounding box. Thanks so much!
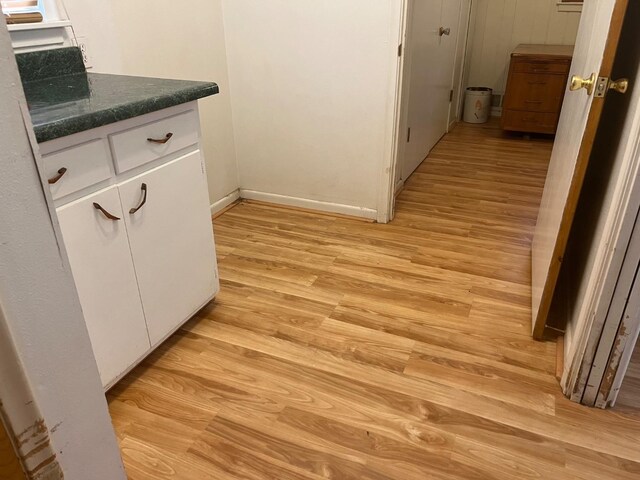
[108,120,640,479]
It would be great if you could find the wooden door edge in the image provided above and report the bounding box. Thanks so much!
[532,0,631,340]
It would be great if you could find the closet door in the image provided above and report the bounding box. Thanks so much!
[118,151,218,346]
[403,0,462,180]
[57,186,150,388]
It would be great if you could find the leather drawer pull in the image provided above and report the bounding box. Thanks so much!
[48,167,68,185]
[147,133,173,144]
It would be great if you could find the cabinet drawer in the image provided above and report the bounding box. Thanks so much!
[502,110,559,134]
[504,73,567,112]
[513,60,570,75]
[43,139,112,201]
[109,110,200,173]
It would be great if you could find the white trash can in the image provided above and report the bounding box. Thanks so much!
[463,87,492,124]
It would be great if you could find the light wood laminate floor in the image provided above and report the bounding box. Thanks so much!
[108,122,640,479]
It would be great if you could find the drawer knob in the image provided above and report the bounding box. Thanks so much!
[147,133,174,145]
[48,167,68,185]
[129,183,148,215]
[93,202,121,221]
[570,73,596,96]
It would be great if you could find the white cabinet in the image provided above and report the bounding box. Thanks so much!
[56,186,150,387]
[119,151,219,345]
[42,103,219,389]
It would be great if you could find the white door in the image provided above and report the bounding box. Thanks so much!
[118,151,219,346]
[57,186,150,388]
[531,0,629,339]
[403,0,461,180]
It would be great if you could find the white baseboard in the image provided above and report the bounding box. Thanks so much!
[395,178,404,195]
[491,107,503,117]
[239,189,378,220]
[210,189,240,215]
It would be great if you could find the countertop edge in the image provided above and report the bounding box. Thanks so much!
[34,82,219,144]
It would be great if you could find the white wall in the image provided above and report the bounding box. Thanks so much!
[222,0,403,219]
[466,0,581,96]
[0,19,125,478]
[62,0,239,210]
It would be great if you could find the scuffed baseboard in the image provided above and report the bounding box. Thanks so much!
[210,189,240,216]
[239,189,377,220]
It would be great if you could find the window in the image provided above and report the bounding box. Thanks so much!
[1,0,43,14]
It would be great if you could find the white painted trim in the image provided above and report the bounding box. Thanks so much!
[596,220,640,408]
[240,189,378,220]
[210,188,240,216]
[7,20,71,31]
[390,0,412,216]
[491,106,503,118]
[376,0,406,224]
[571,113,640,403]
[0,26,124,477]
[562,54,640,401]
[395,178,405,195]
[557,2,583,13]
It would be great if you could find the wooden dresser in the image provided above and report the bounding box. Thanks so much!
[502,44,574,134]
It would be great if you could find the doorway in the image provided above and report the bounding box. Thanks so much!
[389,0,640,407]
[398,0,467,183]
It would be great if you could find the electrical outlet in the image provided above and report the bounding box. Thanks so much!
[76,37,92,69]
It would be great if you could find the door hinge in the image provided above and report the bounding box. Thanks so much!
[407,127,411,142]
[450,89,454,102]
[398,44,403,57]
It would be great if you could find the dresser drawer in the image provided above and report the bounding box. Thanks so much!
[43,139,112,200]
[109,109,200,173]
[502,110,559,134]
[504,73,567,112]
[513,60,570,75]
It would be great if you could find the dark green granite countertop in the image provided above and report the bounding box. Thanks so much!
[17,48,219,143]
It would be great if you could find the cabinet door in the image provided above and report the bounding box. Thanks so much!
[57,186,150,387]
[118,150,219,346]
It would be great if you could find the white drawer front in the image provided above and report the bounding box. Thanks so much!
[43,139,112,201]
[109,110,199,173]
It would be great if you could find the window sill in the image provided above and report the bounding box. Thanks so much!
[7,20,71,32]
[557,2,582,12]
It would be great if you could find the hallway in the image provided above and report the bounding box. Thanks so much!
[107,122,640,479]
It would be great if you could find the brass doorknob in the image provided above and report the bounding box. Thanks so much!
[570,73,596,95]
[609,78,629,94]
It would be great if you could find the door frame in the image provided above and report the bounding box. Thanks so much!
[562,83,640,402]
[377,0,410,224]
[379,0,471,223]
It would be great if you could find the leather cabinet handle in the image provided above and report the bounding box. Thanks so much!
[129,183,148,215]
[93,202,121,221]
